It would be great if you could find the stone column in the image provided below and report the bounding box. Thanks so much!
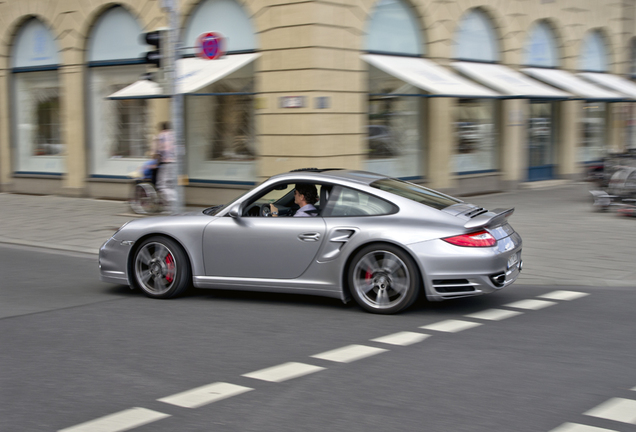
[499,98,527,188]
[59,64,86,196]
[426,97,454,189]
[557,100,580,179]
[0,69,11,191]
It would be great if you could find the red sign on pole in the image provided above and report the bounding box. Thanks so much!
[197,32,225,60]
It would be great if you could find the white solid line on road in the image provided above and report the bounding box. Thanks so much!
[58,407,170,432]
[419,319,482,333]
[504,299,556,310]
[584,397,636,424]
[311,344,388,363]
[465,308,523,321]
[548,422,618,432]
[371,331,430,346]
[158,382,253,409]
[539,290,590,301]
[242,362,325,382]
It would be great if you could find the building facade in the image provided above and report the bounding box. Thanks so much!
[1,0,636,204]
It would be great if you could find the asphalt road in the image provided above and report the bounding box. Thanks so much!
[2,244,636,432]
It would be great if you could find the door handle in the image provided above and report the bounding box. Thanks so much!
[298,233,321,242]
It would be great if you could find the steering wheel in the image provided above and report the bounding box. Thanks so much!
[261,204,272,217]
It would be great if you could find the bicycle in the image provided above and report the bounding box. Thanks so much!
[129,159,165,214]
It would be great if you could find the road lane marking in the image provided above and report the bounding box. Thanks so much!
[584,397,636,424]
[465,308,523,321]
[504,299,556,310]
[242,362,325,382]
[158,382,253,408]
[58,407,170,432]
[371,331,430,346]
[539,290,590,301]
[548,423,618,432]
[419,319,482,333]
[311,344,387,363]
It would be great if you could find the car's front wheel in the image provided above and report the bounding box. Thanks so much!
[348,244,420,314]
[132,236,191,299]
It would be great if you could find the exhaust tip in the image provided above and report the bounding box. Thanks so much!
[490,272,506,288]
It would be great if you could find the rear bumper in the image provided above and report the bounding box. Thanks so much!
[408,232,523,302]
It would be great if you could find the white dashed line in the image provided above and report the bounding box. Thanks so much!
[242,362,325,383]
[311,344,387,363]
[584,397,636,424]
[504,299,556,310]
[465,308,523,321]
[58,407,170,432]
[371,331,430,346]
[419,319,482,333]
[539,290,590,301]
[158,382,253,409]
[548,423,618,432]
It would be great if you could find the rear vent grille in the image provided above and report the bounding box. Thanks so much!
[432,279,476,293]
[465,208,487,218]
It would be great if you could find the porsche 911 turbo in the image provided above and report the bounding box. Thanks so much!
[99,169,522,314]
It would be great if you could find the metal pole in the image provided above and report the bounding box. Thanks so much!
[162,0,184,214]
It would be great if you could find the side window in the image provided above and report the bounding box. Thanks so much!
[323,186,397,217]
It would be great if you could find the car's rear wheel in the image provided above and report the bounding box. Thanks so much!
[132,236,191,299]
[348,244,420,314]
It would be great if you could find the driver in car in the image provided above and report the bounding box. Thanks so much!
[270,183,318,217]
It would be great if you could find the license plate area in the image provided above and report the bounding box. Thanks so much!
[507,251,520,269]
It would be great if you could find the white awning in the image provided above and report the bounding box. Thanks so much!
[452,62,571,99]
[523,68,624,101]
[579,72,636,99]
[362,54,500,98]
[107,53,259,100]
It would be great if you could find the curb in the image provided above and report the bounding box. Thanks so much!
[0,239,98,256]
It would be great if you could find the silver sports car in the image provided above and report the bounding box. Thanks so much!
[99,169,523,314]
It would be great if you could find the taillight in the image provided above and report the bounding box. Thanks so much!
[442,230,496,247]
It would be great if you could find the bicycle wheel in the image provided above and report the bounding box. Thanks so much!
[130,182,159,214]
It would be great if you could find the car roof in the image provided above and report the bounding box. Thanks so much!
[271,169,389,186]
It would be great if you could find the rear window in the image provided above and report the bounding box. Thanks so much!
[370,178,461,210]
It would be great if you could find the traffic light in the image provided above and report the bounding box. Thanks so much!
[142,30,165,68]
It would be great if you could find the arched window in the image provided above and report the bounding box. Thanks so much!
[524,21,558,68]
[579,30,608,72]
[364,0,423,56]
[453,9,498,62]
[11,18,63,174]
[87,6,149,178]
[364,0,423,179]
[183,0,256,56]
[183,0,258,182]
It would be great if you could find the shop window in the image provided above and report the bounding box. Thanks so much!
[110,97,148,158]
[528,102,554,169]
[453,99,497,173]
[33,87,61,156]
[208,93,255,161]
[580,103,607,162]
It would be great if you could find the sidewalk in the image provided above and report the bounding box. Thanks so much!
[1,183,634,287]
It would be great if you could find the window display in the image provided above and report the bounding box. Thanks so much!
[453,99,497,173]
[580,102,606,162]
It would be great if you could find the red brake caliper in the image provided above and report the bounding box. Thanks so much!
[165,254,175,283]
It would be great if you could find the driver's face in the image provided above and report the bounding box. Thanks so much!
[293,189,302,206]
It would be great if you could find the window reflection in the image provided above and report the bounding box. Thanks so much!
[453,99,497,173]
[580,102,606,162]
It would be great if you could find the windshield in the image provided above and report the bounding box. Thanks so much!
[370,178,462,210]
[202,189,253,216]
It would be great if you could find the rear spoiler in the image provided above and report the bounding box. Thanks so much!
[464,208,514,230]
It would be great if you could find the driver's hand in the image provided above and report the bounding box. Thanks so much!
[270,204,278,217]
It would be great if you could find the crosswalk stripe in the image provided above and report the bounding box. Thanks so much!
[371,331,430,346]
[465,308,523,321]
[548,422,618,432]
[504,299,556,310]
[419,319,482,333]
[538,290,590,301]
[242,362,325,382]
[158,382,253,408]
[58,407,170,432]
[584,397,636,424]
[311,344,387,363]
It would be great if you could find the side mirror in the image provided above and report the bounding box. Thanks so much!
[228,203,241,219]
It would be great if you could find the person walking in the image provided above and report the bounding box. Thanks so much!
[152,121,176,211]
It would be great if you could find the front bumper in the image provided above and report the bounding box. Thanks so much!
[98,237,133,285]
